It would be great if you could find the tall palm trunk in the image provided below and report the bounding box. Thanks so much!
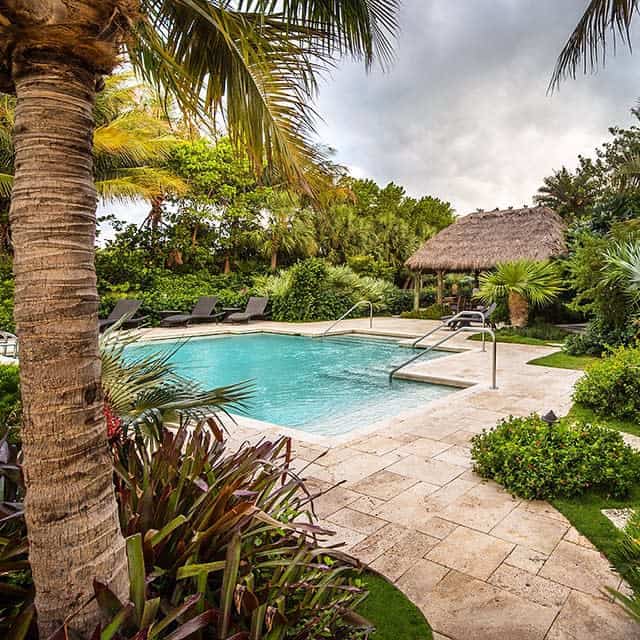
[270,246,278,271]
[10,63,128,636]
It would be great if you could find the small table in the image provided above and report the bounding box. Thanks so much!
[158,310,183,319]
[222,307,241,320]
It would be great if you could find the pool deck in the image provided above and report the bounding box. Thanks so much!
[143,317,638,639]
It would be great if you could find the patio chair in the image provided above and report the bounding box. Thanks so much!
[223,296,269,323]
[98,299,148,332]
[0,331,18,359]
[444,302,497,331]
[160,296,225,327]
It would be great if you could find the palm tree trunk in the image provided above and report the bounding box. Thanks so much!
[224,255,231,273]
[270,247,278,271]
[10,63,129,636]
[508,291,529,328]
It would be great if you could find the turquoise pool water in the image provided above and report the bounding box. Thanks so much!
[129,333,455,435]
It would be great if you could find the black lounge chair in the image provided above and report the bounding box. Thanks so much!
[160,296,224,327]
[224,296,269,323]
[99,299,148,332]
[442,302,497,331]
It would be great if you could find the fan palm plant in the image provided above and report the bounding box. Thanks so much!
[0,2,399,634]
[603,240,640,307]
[478,260,563,328]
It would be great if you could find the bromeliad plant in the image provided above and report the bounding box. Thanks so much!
[477,259,563,328]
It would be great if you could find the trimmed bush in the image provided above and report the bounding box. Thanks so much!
[471,414,640,500]
[401,303,449,320]
[564,317,638,356]
[573,345,640,420]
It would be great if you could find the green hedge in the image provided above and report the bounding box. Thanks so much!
[400,303,449,320]
[0,364,20,430]
[471,413,640,500]
[573,345,640,420]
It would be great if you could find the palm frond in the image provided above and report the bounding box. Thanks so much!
[603,240,640,304]
[96,167,188,202]
[551,0,640,89]
[100,327,253,441]
[478,260,563,306]
[0,173,12,198]
[129,0,398,189]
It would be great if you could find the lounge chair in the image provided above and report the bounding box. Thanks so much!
[443,302,497,331]
[0,331,18,358]
[160,296,224,327]
[98,299,148,332]
[224,296,269,323]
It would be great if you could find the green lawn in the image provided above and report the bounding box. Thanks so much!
[551,407,640,591]
[469,332,558,346]
[358,573,432,639]
[567,404,640,437]
[553,485,640,591]
[527,351,599,370]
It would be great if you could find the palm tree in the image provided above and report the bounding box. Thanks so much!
[534,167,598,220]
[0,2,398,635]
[0,74,188,253]
[552,1,639,87]
[478,260,563,327]
[258,191,318,270]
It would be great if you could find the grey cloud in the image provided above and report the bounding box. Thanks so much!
[315,0,640,214]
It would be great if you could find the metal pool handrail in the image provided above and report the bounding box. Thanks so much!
[389,326,497,389]
[320,300,373,337]
[412,309,490,352]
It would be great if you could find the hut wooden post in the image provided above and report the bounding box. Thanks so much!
[436,270,444,305]
[413,272,421,311]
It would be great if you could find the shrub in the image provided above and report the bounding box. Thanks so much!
[471,414,640,500]
[0,257,13,332]
[564,317,638,356]
[347,254,395,281]
[261,259,409,322]
[0,364,20,430]
[573,345,640,420]
[401,303,449,320]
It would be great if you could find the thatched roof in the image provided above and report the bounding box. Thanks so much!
[405,206,567,272]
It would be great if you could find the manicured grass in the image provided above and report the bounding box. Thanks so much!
[358,573,433,640]
[552,484,640,591]
[469,322,570,347]
[470,332,556,346]
[568,404,640,437]
[527,351,599,370]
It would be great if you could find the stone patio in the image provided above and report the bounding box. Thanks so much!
[142,317,639,639]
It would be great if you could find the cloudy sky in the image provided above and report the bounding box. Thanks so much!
[313,0,640,214]
[101,0,640,234]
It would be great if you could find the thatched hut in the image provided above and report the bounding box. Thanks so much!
[405,206,567,307]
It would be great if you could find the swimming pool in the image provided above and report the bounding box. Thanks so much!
[129,333,456,436]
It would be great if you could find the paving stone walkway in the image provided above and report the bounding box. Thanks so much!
[145,318,639,639]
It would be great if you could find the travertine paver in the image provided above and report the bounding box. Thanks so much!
[143,318,638,638]
[490,506,569,554]
[422,571,559,640]
[539,540,621,598]
[426,526,514,580]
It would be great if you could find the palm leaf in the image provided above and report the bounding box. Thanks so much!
[128,0,398,189]
[96,167,188,202]
[0,173,12,198]
[552,0,640,88]
[100,327,253,439]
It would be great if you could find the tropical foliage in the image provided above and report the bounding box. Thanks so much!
[573,344,640,421]
[477,259,563,327]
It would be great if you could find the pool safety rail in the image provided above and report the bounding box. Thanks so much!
[413,310,492,352]
[320,300,373,337]
[389,326,497,389]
